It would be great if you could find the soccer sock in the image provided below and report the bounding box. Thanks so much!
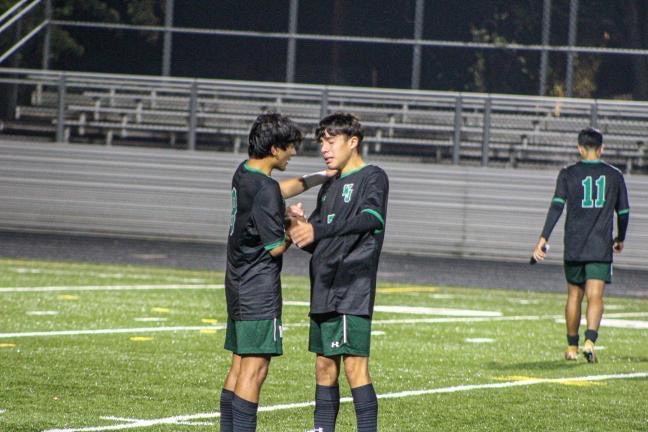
[219,388,234,432]
[351,383,378,432]
[584,329,598,343]
[232,394,258,432]
[314,384,340,432]
[567,334,579,347]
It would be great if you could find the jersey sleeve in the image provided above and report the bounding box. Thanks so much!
[540,169,566,240]
[312,170,389,241]
[615,173,630,215]
[615,172,630,241]
[552,168,568,204]
[252,181,286,251]
[358,169,389,233]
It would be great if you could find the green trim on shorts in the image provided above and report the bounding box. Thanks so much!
[224,317,283,356]
[308,313,371,357]
[564,261,612,285]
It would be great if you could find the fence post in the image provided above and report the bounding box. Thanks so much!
[481,97,492,167]
[285,0,298,83]
[320,87,329,119]
[162,0,174,76]
[452,96,462,165]
[56,74,66,143]
[187,80,198,150]
[590,102,598,128]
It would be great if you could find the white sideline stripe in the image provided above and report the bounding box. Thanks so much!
[42,372,648,432]
[599,319,648,329]
[0,284,224,293]
[554,317,648,330]
[0,325,226,338]
[284,301,502,317]
[603,312,648,318]
[0,315,554,339]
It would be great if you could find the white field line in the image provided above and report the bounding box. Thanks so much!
[0,315,557,339]
[0,325,226,338]
[284,301,502,317]
[8,267,209,283]
[0,284,224,293]
[42,372,648,432]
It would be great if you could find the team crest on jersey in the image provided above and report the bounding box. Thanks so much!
[342,183,354,203]
[327,214,335,224]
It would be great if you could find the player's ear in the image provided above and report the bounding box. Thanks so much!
[348,136,359,151]
[599,144,604,156]
[577,144,586,158]
[270,145,278,157]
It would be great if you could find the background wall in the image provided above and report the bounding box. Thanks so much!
[1,140,645,269]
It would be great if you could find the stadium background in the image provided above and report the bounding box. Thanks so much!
[0,2,647,431]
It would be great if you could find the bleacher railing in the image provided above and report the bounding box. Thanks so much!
[0,67,646,173]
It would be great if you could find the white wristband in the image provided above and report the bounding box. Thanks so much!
[302,170,328,190]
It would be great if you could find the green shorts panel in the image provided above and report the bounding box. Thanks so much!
[564,262,612,285]
[308,313,371,357]
[224,317,283,356]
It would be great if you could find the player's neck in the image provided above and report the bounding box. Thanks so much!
[246,158,273,176]
[339,153,365,176]
[580,152,601,162]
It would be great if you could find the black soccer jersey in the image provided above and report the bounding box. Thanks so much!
[225,162,286,320]
[307,165,389,317]
[542,160,630,263]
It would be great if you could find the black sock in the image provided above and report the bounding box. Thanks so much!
[219,388,235,432]
[314,384,340,432]
[232,395,258,432]
[351,383,378,432]
[585,329,598,343]
[567,334,579,347]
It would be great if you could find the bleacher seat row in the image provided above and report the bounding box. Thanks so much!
[1,67,646,172]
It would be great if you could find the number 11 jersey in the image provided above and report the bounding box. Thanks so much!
[551,160,629,262]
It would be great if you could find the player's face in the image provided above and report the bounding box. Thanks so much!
[319,132,356,171]
[273,142,297,171]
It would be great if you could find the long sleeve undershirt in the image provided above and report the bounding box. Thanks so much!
[541,201,565,241]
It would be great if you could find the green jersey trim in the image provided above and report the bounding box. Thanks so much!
[244,162,269,176]
[362,208,385,233]
[340,165,367,179]
[552,197,566,204]
[579,159,603,164]
[264,235,286,251]
[617,208,630,216]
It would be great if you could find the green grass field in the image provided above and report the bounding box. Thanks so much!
[1,258,647,432]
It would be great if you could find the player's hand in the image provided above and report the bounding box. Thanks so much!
[288,218,315,248]
[613,239,624,253]
[532,237,548,262]
[286,202,305,218]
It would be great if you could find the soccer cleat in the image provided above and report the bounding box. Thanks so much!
[582,340,597,363]
[564,345,579,361]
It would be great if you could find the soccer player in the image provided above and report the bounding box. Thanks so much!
[220,113,333,432]
[288,112,389,432]
[532,127,630,363]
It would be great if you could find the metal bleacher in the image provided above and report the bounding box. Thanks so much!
[1,67,647,172]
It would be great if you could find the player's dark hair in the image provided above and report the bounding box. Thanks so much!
[578,127,603,149]
[248,113,303,158]
[315,112,364,145]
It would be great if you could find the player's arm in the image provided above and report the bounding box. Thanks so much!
[533,171,566,262]
[253,182,292,257]
[267,235,292,257]
[279,169,337,199]
[614,173,630,253]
